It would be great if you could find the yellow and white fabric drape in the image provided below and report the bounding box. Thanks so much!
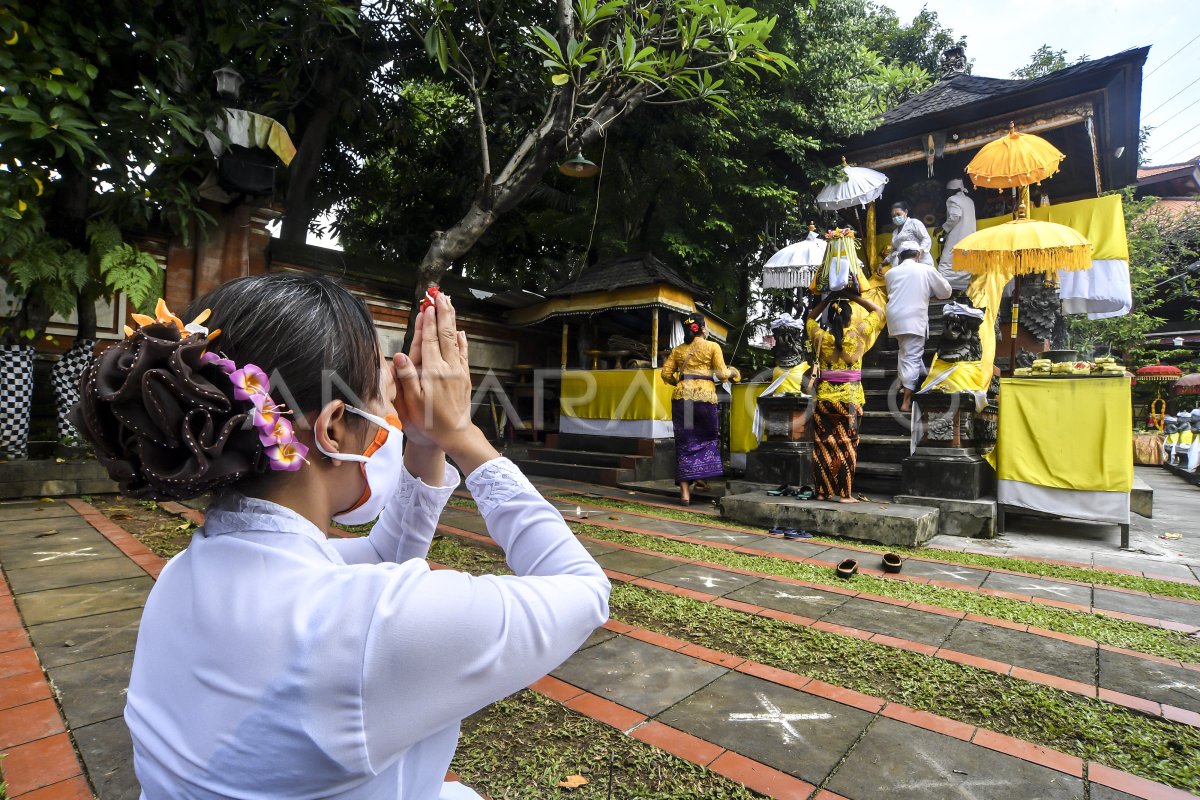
[988,377,1133,524]
[559,369,675,438]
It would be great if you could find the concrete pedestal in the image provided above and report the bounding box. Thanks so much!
[744,396,814,489]
[903,392,997,501]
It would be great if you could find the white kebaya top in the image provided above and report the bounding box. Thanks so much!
[126,457,610,799]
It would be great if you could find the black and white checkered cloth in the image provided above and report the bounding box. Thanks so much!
[51,338,95,443]
[0,344,36,458]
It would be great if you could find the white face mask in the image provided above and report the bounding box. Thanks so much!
[892,214,906,226]
[315,405,405,525]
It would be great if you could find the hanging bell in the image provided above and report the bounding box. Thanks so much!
[559,151,599,178]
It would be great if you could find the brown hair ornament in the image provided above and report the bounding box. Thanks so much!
[72,301,289,500]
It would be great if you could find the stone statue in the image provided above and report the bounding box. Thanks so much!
[1018,275,1067,347]
[766,314,809,396]
[935,303,984,363]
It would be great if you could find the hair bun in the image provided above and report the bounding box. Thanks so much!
[73,323,266,500]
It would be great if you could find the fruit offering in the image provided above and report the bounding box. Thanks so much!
[419,285,441,313]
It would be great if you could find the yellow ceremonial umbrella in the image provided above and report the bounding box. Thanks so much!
[953,206,1092,373]
[966,123,1065,192]
[952,215,1092,276]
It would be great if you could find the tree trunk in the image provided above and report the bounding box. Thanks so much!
[75,286,98,342]
[400,203,497,351]
[279,65,343,244]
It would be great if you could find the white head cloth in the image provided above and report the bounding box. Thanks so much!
[943,302,985,321]
[947,178,967,193]
[770,313,805,331]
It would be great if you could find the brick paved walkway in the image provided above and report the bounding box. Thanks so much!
[2,495,1196,799]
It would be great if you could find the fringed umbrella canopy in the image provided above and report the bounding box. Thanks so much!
[762,234,827,289]
[1175,373,1200,396]
[816,165,889,210]
[952,217,1092,276]
[1134,364,1183,384]
[966,125,1066,189]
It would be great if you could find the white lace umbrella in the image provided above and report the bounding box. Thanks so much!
[762,232,827,289]
[815,165,889,210]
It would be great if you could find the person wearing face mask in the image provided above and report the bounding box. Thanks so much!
[886,200,935,268]
[72,274,610,799]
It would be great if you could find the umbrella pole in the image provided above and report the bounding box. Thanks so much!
[866,202,877,275]
[1009,275,1021,373]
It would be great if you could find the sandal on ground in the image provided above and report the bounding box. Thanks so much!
[882,553,903,573]
[693,480,711,491]
[855,493,871,503]
[795,486,816,500]
[836,559,859,579]
[784,529,813,540]
[766,485,791,497]
[768,526,797,536]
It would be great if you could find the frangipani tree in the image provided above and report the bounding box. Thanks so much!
[397,0,795,346]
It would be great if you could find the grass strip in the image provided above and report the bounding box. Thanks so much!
[430,536,1200,793]
[454,689,759,799]
[570,525,1200,663]
[551,493,1200,603]
[91,497,197,559]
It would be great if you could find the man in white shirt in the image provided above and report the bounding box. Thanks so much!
[939,178,977,291]
[885,244,953,412]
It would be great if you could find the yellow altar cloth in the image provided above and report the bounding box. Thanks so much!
[730,383,770,454]
[559,369,673,420]
[989,376,1132,524]
[976,195,1128,260]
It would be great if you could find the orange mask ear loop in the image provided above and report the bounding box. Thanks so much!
[344,414,404,514]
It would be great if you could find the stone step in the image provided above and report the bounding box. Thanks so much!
[525,447,642,470]
[546,433,658,457]
[857,434,912,463]
[720,490,938,547]
[0,458,117,499]
[515,458,636,487]
[853,460,903,494]
[859,410,910,435]
[1131,475,1154,519]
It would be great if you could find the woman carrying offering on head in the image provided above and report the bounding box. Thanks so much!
[660,314,740,505]
[72,274,610,799]
[806,291,884,503]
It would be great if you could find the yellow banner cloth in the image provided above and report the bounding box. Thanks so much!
[730,382,770,453]
[559,369,674,420]
[976,195,1128,260]
[922,356,986,393]
[771,363,809,395]
[990,377,1133,492]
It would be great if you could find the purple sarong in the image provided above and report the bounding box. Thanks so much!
[672,399,723,481]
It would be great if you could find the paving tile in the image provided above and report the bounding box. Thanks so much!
[72,716,141,800]
[1087,785,1140,800]
[741,537,832,559]
[14,775,96,800]
[679,528,764,547]
[819,598,960,647]
[27,608,142,669]
[0,518,98,537]
[5,557,147,595]
[802,546,877,566]
[578,626,618,650]
[724,579,849,619]
[979,572,1092,605]
[1098,649,1200,714]
[592,549,678,578]
[0,646,42,679]
[645,564,760,597]
[0,698,66,748]
[551,636,726,716]
[941,620,1097,686]
[0,503,83,522]
[15,577,153,626]
[577,538,619,557]
[826,718,1085,800]
[1091,588,1200,628]
[0,669,53,710]
[657,670,872,786]
[898,559,991,588]
[48,650,134,728]
[630,720,724,765]
[0,532,122,570]
[0,733,82,796]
